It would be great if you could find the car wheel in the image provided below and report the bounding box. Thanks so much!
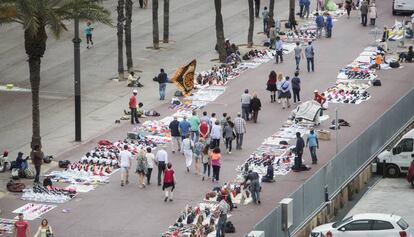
[386,165,400,177]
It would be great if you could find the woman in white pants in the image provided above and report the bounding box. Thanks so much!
[181,134,194,173]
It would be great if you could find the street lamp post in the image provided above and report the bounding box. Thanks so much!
[73,17,82,141]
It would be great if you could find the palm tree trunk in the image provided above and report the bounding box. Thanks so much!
[247,0,254,48]
[163,0,169,43]
[269,0,275,18]
[125,0,133,72]
[28,57,42,150]
[117,0,125,80]
[153,0,160,49]
[289,0,296,26]
[214,0,226,63]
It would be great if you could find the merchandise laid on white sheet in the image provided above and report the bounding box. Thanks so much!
[12,203,56,221]
[21,185,77,204]
[134,120,171,144]
[66,184,95,193]
[0,219,15,234]
[325,82,371,104]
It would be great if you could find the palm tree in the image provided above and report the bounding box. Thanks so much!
[214,0,226,62]
[163,0,169,43]
[269,0,275,18]
[117,0,125,80]
[289,0,295,27]
[247,0,254,48]
[0,0,111,150]
[153,0,160,49]
[125,0,133,72]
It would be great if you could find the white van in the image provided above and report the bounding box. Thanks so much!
[393,0,414,15]
[376,128,414,177]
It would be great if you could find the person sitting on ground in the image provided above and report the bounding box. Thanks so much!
[399,46,414,63]
[15,152,29,171]
[127,71,143,87]
[377,39,388,53]
[372,52,383,69]
[261,161,275,183]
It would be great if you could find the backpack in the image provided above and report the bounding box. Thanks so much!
[225,221,236,233]
[373,79,381,86]
[7,180,25,192]
[59,160,71,168]
[389,61,400,68]
[164,169,174,183]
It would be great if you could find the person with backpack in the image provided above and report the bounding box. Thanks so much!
[181,134,194,173]
[211,147,222,182]
[135,149,148,188]
[163,163,175,202]
[31,145,43,184]
[194,139,205,176]
[305,41,315,72]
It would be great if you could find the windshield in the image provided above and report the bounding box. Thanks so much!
[397,218,409,230]
[332,216,353,228]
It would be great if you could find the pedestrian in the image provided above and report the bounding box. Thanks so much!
[14,213,30,237]
[202,142,211,181]
[299,0,305,18]
[139,0,143,8]
[136,149,148,188]
[360,0,368,26]
[345,0,353,19]
[84,21,94,49]
[143,0,148,8]
[306,128,319,164]
[305,41,315,72]
[210,120,222,149]
[210,147,222,182]
[199,119,210,145]
[275,36,283,64]
[162,162,175,202]
[189,111,200,142]
[294,42,304,71]
[157,68,168,100]
[280,76,292,109]
[303,0,310,18]
[30,145,43,184]
[220,113,228,135]
[169,116,181,153]
[145,147,155,185]
[119,144,132,186]
[34,219,52,237]
[382,26,389,42]
[326,13,333,38]
[210,112,217,126]
[268,24,277,48]
[266,71,277,103]
[293,132,305,170]
[242,170,261,204]
[262,6,269,32]
[254,0,260,18]
[129,89,140,124]
[194,138,205,175]
[223,119,235,154]
[291,72,301,104]
[250,93,262,123]
[179,116,191,140]
[215,195,230,237]
[155,145,168,186]
[276,73,285,104]
[200,111,210,124]
[314,90,327,116]
[368,3,377,25]
[181,134,194,172]
[241,89,252,121]
[315,13,325,38]
[234,113,247,150]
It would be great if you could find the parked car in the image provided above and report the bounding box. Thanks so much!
[310,213,411,237]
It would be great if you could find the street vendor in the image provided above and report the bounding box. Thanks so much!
[261,161,275,183]
[313,90,327,116]
[242,170,261,204]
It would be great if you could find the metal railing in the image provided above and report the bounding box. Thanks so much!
[252,88,414,237]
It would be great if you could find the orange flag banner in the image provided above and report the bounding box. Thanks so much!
[170,60,197,97]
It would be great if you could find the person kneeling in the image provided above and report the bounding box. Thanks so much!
[261,162,275,183]
[399,46,414,63]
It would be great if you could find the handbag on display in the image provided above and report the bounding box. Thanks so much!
[373,79,382,86]
[46,227,53,237]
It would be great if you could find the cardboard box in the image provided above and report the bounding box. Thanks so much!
[317,129,331,141]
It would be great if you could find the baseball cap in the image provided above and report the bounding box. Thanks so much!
[133,89,138,94]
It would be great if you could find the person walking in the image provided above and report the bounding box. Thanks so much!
[268,24,277,48]
[210,120,222,149]
[306,129,319,164]
[138,0,143,8]
[382,26,389,42]
[34,219,52,237]
[293,132,305,170]
[194,138,205,175]
[369,3,377,26]
[179,116,191,141]
[314,90,327,116]
[157,68,168,100]
[299,0,305,18]
[119,144,132,186]
[276,73,285,104]
[143,0,148,8]
[136,149,148,188]
[345,0,353,19]
[315,13,325,38]
[241,89,252,121]
[30,145,43,184]
[200,111,210,124]
[202,143,211,181]
[223,119,235,154]
[169,116,181,153]
[294,42,304,71]
[305,41,315,72]
[215,195,230,237]
[254,0,260,18]
[280,76,292,109]
[275,36,283,64]
[291,72,301,104]
[360,0,369,26]
[326,13,333,38]
[250,93,262,123]
[84,21,94,49]
[155,146,168,186]
[189,111,200,142]
[266,71,277,103]
[234,113,247,150]
[181,134,194,172]
[211,147,222,182]
[14,213,30,237]
[199,120,210,145]
[242,170,261,204]
[129,89,140,124]
[162,162,175,202]
[145,147,155,185]
[262,6,269,32]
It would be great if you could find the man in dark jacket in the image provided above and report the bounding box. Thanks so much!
[360,0,368,26]
[169,116,181,153]
[293,132,305,170]
[250,93,262,123]
[157,68,168,100]
[31,145,44,183]
[291,72,301,103]
[242,170,261,204]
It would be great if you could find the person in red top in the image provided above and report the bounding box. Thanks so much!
[199,121,210,144]
[14,213,30,237]
[314,90,327,116]
[129,89,140,124]
[163,162,175,202]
